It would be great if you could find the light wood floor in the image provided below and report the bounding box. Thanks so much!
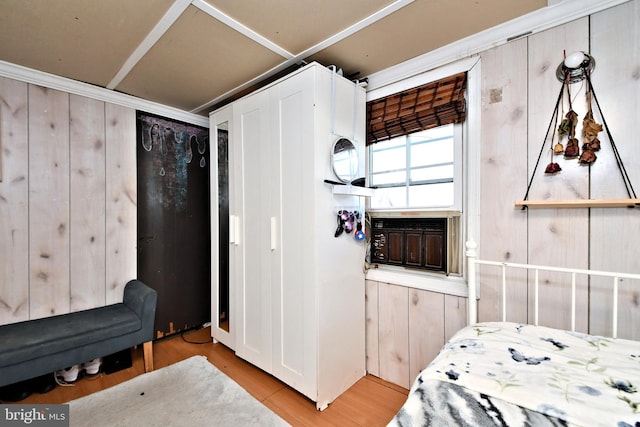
[20,327,409,426]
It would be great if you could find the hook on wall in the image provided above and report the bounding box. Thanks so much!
[555,51,596,83]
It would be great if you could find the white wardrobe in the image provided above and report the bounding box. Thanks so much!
[210,62,367,410]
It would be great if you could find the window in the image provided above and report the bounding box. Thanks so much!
[369,124,461,210]
[365,71,468,275]
[367,124,463,275]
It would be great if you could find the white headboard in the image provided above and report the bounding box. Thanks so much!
[465,240,640,338]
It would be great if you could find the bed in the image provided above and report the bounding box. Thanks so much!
[388,241,640,427]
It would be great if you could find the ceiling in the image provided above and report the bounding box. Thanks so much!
[0,0,547,117]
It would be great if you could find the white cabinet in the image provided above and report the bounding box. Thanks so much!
[210,63,367,410]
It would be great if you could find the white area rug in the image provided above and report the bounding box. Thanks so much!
[68,355,290,427]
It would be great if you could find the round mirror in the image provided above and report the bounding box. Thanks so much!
[331,138,359,183]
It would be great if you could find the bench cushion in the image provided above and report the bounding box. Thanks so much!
[0,304,141,368]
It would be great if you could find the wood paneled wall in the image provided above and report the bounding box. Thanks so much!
[478,0,640,339]
[366,280,466,389]
[0,78,137,325]
[366,1,640,389]
[588,1,640,338]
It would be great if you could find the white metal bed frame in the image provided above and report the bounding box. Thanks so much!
[465,240,640,338]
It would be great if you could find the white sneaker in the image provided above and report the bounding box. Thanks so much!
[55,365,81,383]
[82,358,102,376]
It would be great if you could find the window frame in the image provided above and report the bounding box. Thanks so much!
[364,57,480,290]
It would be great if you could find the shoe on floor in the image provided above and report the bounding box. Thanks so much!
[28,373,57,394]
[55,365,81,384]
[82,358,102,376]
[0,380,32,402]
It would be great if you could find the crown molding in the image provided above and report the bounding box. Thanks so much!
[0,60,209,127]
[365,0,631,92]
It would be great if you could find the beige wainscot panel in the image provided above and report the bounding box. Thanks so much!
[445,294,467,341]
[0,77,29,325]
[69,94,106,312]
[588,0,640,340]
[378,282,410,389]
[365,280,380,377]
[105,103,137,305]
[367,280,469,390]
[478,37,529,324]
[28,85,71,319]
[408,289,444,384]
[526,18,590,332]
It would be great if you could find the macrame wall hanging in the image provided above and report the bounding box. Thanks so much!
[517,51,639,209]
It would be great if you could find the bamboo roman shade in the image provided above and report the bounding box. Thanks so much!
[366,72,467,145]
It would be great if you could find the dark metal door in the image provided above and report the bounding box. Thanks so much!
[136,112,210,338]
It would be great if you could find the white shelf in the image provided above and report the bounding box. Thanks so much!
[332,184,375,197]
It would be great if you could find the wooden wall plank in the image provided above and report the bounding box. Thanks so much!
[0,77,29,325]
[365,280,380,377]
[28,85,70,319]
[588,1,640,339]
[526,18,590,332]
[444,294,467,341]
[105,103,137,304]
[2,78,138,321]
[69,94,106,311]
[478,38,529,324]
[408,289,443,383]
[378,282,409,389]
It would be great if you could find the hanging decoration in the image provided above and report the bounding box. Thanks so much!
[579,81,603,164]
[517,51,639,209]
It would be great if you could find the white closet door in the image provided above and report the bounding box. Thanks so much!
[233,90,273,372]
[270,69,317,398]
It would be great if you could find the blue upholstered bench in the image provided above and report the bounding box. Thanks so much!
[0,280,157,388]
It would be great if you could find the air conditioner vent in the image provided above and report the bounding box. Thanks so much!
[371,217,446,231]
[370,217,448,272]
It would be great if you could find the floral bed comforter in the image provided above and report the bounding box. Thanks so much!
[389,322,640,427]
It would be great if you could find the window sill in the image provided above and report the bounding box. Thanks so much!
[365,265,468,298]
[367,209,461,217]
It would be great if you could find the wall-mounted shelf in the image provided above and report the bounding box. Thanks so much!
[332,184,375,197]
[515,199,640,209]
[324,179,375,197]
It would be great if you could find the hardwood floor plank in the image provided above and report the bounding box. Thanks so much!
[366,374,409,395]
[15,327,407,425]
[325,377,408,426]
[265,386,359,427]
